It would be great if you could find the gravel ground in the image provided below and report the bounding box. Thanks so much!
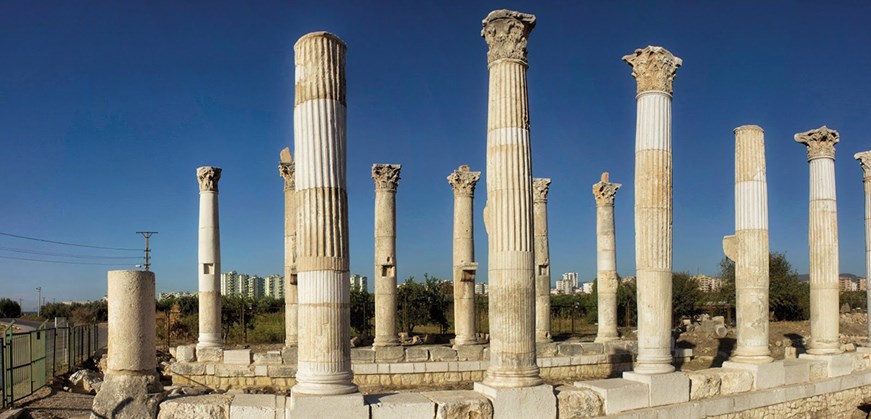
[2,384,94,419]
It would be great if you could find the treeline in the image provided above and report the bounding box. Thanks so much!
[40,300,108,325]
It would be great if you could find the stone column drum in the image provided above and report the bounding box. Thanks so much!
[856,151,871,339]
[372,163,401,347]
[623,46,682,374]
[592,172,621,343]
[722,125,773,363]
[533,178,552,344]
[796,126,842,355]
[279,147,298,347]
[448,165,481,347]
[479,9,542,389]
[292,31,357,395]
[196,166,222,349]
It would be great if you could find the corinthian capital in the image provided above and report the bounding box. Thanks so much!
[447,165,481,197]
[533,178,551,203]
[372,164,401,191]
[592,172,621,206]
[855,151,871,179]
[197,166,222,192]
[279,147,295,191]
[623,46,682,95]
[481,9,536,66]
[795,126,839,161]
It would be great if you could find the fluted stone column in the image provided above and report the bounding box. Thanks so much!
[856,151,871,339]
[533,178,552,343]
[593,172,621,343]
[292,31,357,396]
[448,165,481,347]
[722,125,773,364]
[624,46,682,374]
[279,147,298,347]
[197,166,222,349]
[479,9,542,389]
[796,127,842,355]
[372,164,401,347]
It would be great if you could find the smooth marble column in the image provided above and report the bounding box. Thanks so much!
[372,164,401,347]
[624,46,682,374]
[279,148,298,347]
[856,151,871,339]
[448,165,481,347]
[796,126,842,355]
[592,172,621,343]
[197,166,222,349]
[533,178,552,343]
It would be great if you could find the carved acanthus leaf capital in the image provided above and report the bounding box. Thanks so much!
[372,164,401,191]
[533,178,551,203]
[623,46,682,95]
[447,165,481,197]
[795,126,839,160]
[592,172,621,206]
[481,9,536,66]
[279,162,295,191]
[855,151,871,179]
[197,166,222,192]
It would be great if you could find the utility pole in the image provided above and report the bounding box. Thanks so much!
[36,287,42,316]
[136,231,158,271]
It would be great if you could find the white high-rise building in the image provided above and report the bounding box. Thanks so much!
[350,274,368,292]
[264,274,285,299]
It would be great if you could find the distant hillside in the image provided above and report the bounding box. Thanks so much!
[798,273,860,283]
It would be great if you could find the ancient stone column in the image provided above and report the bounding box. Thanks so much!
[533,178,552,344]
[372,163,401,347]
[196,166,222,349]
[856,151,871,339]
[592,172,621,343]
[448,165,481,347]
[722,125,773,363]
[279,147,298,347]
[292,31,357,395]
[796,126,842,355]
[480,9,542,388]
[624,46,682,374]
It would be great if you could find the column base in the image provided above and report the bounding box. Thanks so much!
[799,353,853,378]
[594,334,619,343]
[372,337,401,347]
[727,353,774,364]
[453,336,479,347]
[474,382,556,419]
[196,333,222,349]
[535,332,552,344]
[623,371,689,406]
[288,391,368,419]
[631,354,675,375]
[292,371,358,396]
[482,366,543,388]
[722,360,785,389]
[806,345,843,356]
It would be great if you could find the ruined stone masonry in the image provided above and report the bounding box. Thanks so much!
[372,163,401,348]
[592,172,620,343]
[196,166,222,349]
[448,165,481,347]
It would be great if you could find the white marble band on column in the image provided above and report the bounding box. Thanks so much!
[856,151,871,339]
[197,166,222,349]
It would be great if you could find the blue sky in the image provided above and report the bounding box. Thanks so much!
[1,1,870,310]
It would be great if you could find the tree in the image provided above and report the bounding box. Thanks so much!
[397,277,429,334]
[0,298,22,318]
[350,287,373,336]
[672,272,704,325]
[616,280,637,327]
[718,251,809,321]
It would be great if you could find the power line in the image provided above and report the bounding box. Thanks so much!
[0,232,140,251]
[0,246,143,260]
[0,255,134,266]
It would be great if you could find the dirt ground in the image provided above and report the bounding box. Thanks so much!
[3,384,94,419]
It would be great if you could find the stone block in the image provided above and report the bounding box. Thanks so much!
[288,392,368,419]
[215,364,254,377]
[721,360,785,389]
[558,343,584,357]
[224,349,252,366]
[366,392,436,419]
[580,342,604,354]
[456,344,484,361]
[389,363,414,374]
[430,347,458,361]
[230,394,278,419]
[800,353,854,378]
[555,385,604,418]
[573,378,649,414]
[537,342,559,357]
[732,388,785,411]
[254,365,268,376]
[716,368,753,394]
[809,359,828,380]
[171,362,205,376]
[206,364,215,375]
[176,345,197,363]
[699,394,735,416]
[352,363,378,374]
[474,383,555,419]
[266,365,295,378]
[157,394,233,419]
[92,373,163,419]
[482,347,490,360]
[684,370,721,400]
[673,347,693,359]
[623,371,689,406]
[375,346,406,363]
[253,351,283,365]
[421,390,493,419]
[281,346,298,364]
[196,347,222,363]
[405,347,429,362]
[425,362,449,373]
[350,348,375,363]
[783,359,813,384]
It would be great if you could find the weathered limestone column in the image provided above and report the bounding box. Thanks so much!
[196,166,222,349]
[722,125,773,364]
[279,147,298,347]
[448,165,481,347]
[91,270,161,418]
[533,178,552,344]
[623,46,682,374]
[856,151,871,339]
[372,163,401,347]
[592,172,621,343]
[796,126,842,355]
[291,31,358,397]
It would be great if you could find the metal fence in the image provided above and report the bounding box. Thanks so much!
[1,323,100,408]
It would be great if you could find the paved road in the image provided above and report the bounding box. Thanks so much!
[0,318,54,332]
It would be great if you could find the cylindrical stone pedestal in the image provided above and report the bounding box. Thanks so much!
[372,164,401,347]
[196,166,222,349]
[292,31,356,395]
[593,173,621,343]
[481,9,542,388]
[108,270,157,373]
[448,165,481,347]
[623,46,682,375]
[533,178,552,344]
[856,151,871,339]
[279,149,298,347]
[796,126,842,355]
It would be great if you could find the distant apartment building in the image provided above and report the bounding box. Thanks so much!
[264,274,285,299]
[220,271,283,299]
[621,276,636,285]
[554,272,579,295]
[475,283,489,295]
[861,277,868,292]
[350,274,368,292]
[840,275,860,292]
[694,275,723,293]
[157,291,197,300]
[580,282,594,294]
